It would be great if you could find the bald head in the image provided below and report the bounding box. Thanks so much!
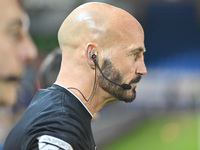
[58,2,143,54]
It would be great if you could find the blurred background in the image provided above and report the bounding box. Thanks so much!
[17,0,200,149]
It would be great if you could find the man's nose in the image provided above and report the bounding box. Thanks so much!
[136,59,147,75]
[19,34,38,62]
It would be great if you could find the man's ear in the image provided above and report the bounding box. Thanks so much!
[85,43,97,69]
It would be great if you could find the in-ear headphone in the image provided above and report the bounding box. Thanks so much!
[90,51,97,61]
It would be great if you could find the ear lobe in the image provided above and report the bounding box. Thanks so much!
[85,43,97,69]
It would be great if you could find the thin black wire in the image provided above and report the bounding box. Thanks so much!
[94,59,122,87]
[68,62,97,102]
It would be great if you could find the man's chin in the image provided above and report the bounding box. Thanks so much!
[0,82,17,106]
[119,96,136,103]
[119,89,136,103]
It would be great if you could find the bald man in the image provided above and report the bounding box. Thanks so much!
[4,2,147,150]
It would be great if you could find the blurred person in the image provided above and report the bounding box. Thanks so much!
[0,0,37,149]
[4,2,147,150]
[38,48,62,89]
[0,0,37,106]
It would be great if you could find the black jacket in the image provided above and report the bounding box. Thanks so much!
[3,84,96,150]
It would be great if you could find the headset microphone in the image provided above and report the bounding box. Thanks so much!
[90,51,131,90]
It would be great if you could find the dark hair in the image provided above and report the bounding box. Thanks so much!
[38,48,62,89]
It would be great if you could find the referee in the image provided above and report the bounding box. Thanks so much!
[4,2,147,150]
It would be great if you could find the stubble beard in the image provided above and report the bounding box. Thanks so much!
[97,59,136,103]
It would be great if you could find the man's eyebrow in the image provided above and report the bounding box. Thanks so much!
[7,19,23,28]
[131,47,146,53]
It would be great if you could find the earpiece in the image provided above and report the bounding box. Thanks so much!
[90,51,97,61]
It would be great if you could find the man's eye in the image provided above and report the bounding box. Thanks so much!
[131,53,137,57]
[10,30,22,40]
[11,31,19,37]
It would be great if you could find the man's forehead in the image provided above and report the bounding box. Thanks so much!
[0,0,24,18]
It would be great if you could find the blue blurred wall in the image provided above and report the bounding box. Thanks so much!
[144,2,200,70]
